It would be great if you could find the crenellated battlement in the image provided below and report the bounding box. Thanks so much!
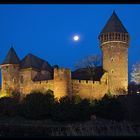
[34,80,54,85]
[54,67,71,72]
[54,67,71,81]
[72,80,101,85]
[72,72,108,85]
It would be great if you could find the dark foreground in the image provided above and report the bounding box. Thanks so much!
[0,117,139,137]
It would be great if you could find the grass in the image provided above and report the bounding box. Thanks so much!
[0,116,139,136]
[50,120,139,136]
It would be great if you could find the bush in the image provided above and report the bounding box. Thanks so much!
[52,96,77,122]
[76,99,92,121]
[52,95,92,122]
[21,91,55,120]
[94,95,125,121]
[1,90,136,122]
[0,97,19,117]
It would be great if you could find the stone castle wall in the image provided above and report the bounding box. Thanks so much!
[1,66,109,100]
[2,57,122,99]
[101,41,128,94]
[72,72,108,99]
[53,68,72,98]
[1,64,20,93]
[17,69,108,100]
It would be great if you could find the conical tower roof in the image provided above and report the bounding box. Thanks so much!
[100,11,128,35]
[2,47,20,65]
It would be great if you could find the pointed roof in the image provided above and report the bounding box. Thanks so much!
[41,61,52,72]
[2,47,20,65]
[100,11,128,35]
[33,72,53,81]
[20,53,52,71]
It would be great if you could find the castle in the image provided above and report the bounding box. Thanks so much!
[0,12,130,100]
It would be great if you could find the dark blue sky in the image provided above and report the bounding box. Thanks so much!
[0,4,140,81]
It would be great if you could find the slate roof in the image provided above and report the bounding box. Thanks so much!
[2,47,20,65]
[33,72,53,81]
[100,11,128,35]
[72,66,104,81]
[20,53,53,72]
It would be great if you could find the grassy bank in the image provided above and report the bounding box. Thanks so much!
[0,116,139,137]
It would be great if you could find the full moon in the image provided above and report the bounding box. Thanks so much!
[73,35,80,41]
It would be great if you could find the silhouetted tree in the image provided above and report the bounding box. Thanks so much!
[75,55,101,80]
[131,62,140,84]
[94,95,125,121]
[0,97,19,117]
[52,95,92,122]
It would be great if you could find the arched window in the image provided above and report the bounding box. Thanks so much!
[111,57,114,62]
[115,33,117,39]
[111,69,114,73]
[109,34,111,40]
[112,33,114,39]
[111,46,114,49]
[118,34,120,40]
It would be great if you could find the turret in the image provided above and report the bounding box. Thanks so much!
[54,68,72,98]
[98,11,130,94]
[1,47,20,93]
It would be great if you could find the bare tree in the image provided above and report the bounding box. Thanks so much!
[131,62,140,85]
[75,55,101,80]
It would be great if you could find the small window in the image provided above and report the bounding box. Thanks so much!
[115,33,118,39]
[111,69,114,73]
[5,66,8,71]
[111,57,114,62]
[13,65,16,69]
[118,34,120,39]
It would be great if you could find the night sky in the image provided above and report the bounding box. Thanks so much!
[0,4,140,82]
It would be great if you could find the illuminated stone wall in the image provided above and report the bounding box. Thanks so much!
[53,68,72,98]
[18,70,108,100]
[1,64,20,93]
[101,41,129,94]
[19,69,54,96]
[19,80,54,98]
[1,65,109,100]
[72,72,108,99]
[19,69,35,95]
[0,65,126,100]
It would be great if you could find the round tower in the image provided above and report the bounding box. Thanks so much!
[1,47,20,94]
[98,12,130,94]
[54,68,72,99]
